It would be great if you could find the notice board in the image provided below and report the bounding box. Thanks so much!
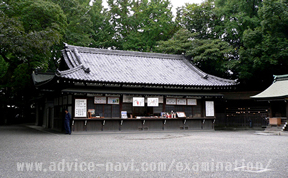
[75,99,87,117]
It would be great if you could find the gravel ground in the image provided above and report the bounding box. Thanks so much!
[0,125,287,178]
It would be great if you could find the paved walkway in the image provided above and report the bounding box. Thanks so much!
[0,124,287,177]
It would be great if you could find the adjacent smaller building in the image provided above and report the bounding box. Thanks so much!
[251,74,288,131]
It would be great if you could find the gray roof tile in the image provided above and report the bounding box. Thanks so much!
[251,74,288,99]
[57,44,237,87]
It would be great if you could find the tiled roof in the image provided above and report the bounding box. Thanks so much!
[32,72,54,86]
[251,74,288,99]
[62,88,224,97]
[56,44,237,87]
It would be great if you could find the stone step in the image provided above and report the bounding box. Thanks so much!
[265,129,282,132]
[264,125,284,132]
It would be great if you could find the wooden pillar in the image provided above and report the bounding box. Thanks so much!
[268,101,272,118]
[201,99,205,117]
[163,96,166,112]
[286,102,288,118]
[119,95,123,118]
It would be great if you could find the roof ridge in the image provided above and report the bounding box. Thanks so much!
[273,74,288,82]
[61,46,90,73]
[72,48,90,73]
[64,44,184,60]
[56,65,83,77]
[62,48,82,68]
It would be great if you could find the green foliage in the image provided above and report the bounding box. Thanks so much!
[131,0,177,51]
[155,28,196,54]
[20,0,67,34]
[239,0,288,87]
[188,39,235,77]
[214,0,262,48]
[167,1,237,78]
[12,63,31,90]
[108,0,177,51]
[160,0,288,88]
[89,0,116,48]
[176,1,220,39]
[0,0,68,122]
[0,56,8,79]
[51,0,93,46]
[107,0,131,49]
[0,0,67,92]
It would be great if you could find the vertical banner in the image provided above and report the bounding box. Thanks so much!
[205,101,215,117]
[75,99,87,117]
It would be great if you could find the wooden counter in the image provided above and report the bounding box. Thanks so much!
[72,117,216,132]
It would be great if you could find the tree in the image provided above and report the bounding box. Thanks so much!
[176,0,220,39]
[0,0,66,88]
[0,0,67,122]
[155,28,196,55]
[159,1,239,78]
[107,0,177,51]
[174,0,288,86]
[187,38,236,78]
[214,0,262,49]
[107,0,131,49]
[89,0,116,48]
[50,0,94,47]
[49,0,107,70]
[238,0,288,89]
[128,0,177,51]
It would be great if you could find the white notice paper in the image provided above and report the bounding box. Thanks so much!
[133,97,145,107]
[187,99,197,105]
[75,99,87,117]
[147,98,159,107]
[205,101,214,117]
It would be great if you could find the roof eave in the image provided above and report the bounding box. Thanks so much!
[58,78,236,88]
